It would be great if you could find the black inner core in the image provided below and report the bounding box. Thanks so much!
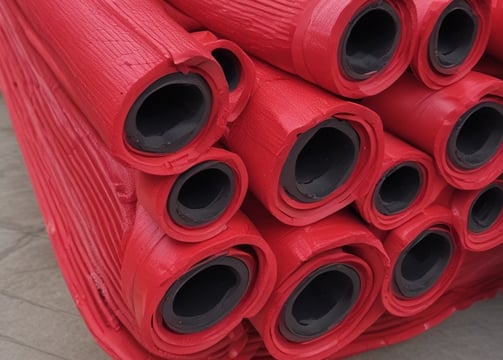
[281,118,360,203]
[468,185,503,233]
[124,73,212,154]
[212,49,242,91]
[168,161,235,228]
[428,0,478,72]
[341,1,400,80]
[373,162,423,215]
[162,256,250,334]
[447,102,503,170]
[393,230,453,298]
[279,264,361,342]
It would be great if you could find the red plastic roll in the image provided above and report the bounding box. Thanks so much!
[363,72,503,190]
[354,132,444,230]
[381,205,465,317]
[136,147,248,242]
[167,0,417,98]
[121,208,277,356]
[161,2,203,32]
[451,179,503,251]
[488,0,503,62]
[10,0,232,175]
[246,200,389,359]
[226,62,384,226]
[411,0,491,89]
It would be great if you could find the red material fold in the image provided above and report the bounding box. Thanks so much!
[136,147,248,242]
[488,0,503,62]
[354,133,445,230]
[363,72,503,190]
[166,0,417,98]
[411,0,492,89]
[246,200,389,360]
[380,206,465,317]
[226,62,384,226]
[10,0,232,175]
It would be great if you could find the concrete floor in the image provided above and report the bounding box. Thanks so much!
[0,94,502,360]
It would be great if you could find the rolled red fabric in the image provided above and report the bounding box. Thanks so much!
[354,133,445,230]
[451,179,503,251]
[11,0,232,175]
[488,0,503,62]
[411,0,491,89]
[363,72,503,190]
[246,200,389,359]
[167,0,417,98]
[381,205,465,317]
[136,147,248,242]
[121,208,277,356]
[161,2,203,32]
[226,62,384,226]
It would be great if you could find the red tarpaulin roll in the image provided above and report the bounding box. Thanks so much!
[162,2,204,32]
[411,0,491,89]
[9,0,233,175]
[121,208,277,356]
[226,62,384,226]
[166,0,417,98]
[246,200,389,359]
[380,205,464,317]
[136,147,248,242]
[363,72,503,190]
[451,179,503,251]
[354,132,445,230]
[488,0,503,62]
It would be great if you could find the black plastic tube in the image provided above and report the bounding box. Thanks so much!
[340,1,401,80]
[279,264,361,342]
[167,161,235,228]
[280,118,360,203]
[212,49,242,91]
[447,102,503,170]
[124,72,212,153]
[468,184,503,233]
[161,256,250,334]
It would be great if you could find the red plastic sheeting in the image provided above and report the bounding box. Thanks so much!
[226,62,384,226]
[488,0,503,61]
[363,71,503,190]
[354,133,445,230]
[246,200,389,360]
[410,0,491,89]
[8,0,235,175]
[136,147,248,242]
[166,0,417,98]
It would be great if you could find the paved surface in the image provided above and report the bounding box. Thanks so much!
[0,94,502,359]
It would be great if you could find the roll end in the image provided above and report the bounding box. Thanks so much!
[468,185,503,233]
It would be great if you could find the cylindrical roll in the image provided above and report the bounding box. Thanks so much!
[136,147,248,242]
[246,201,389,359]
[161,2,204,32]
[12,0,231,175]
[381,206,464,317]
[226,62,384,226]
[488,0,503,62]
[411,0,491,89]
[451,179,503,251]
[190,31,256,122]
[355,133,444,230]
[363,72,503,190]
[167,0,417,98]
[121,207,277,357]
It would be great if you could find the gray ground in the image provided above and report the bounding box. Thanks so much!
[0,95,501,360]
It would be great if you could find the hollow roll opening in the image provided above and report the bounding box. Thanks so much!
[162,256,250,334]
[280,118,360,203]
[212,49,242,91]
[168,161,235,228]
[428,0,478,73]
[447,102,503,170]
[393,230,453,298]
[340,1,401,80]
[373,162,423,215]
[124,73,212,153]
[279,264,361,342]
[468,185,503,233]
